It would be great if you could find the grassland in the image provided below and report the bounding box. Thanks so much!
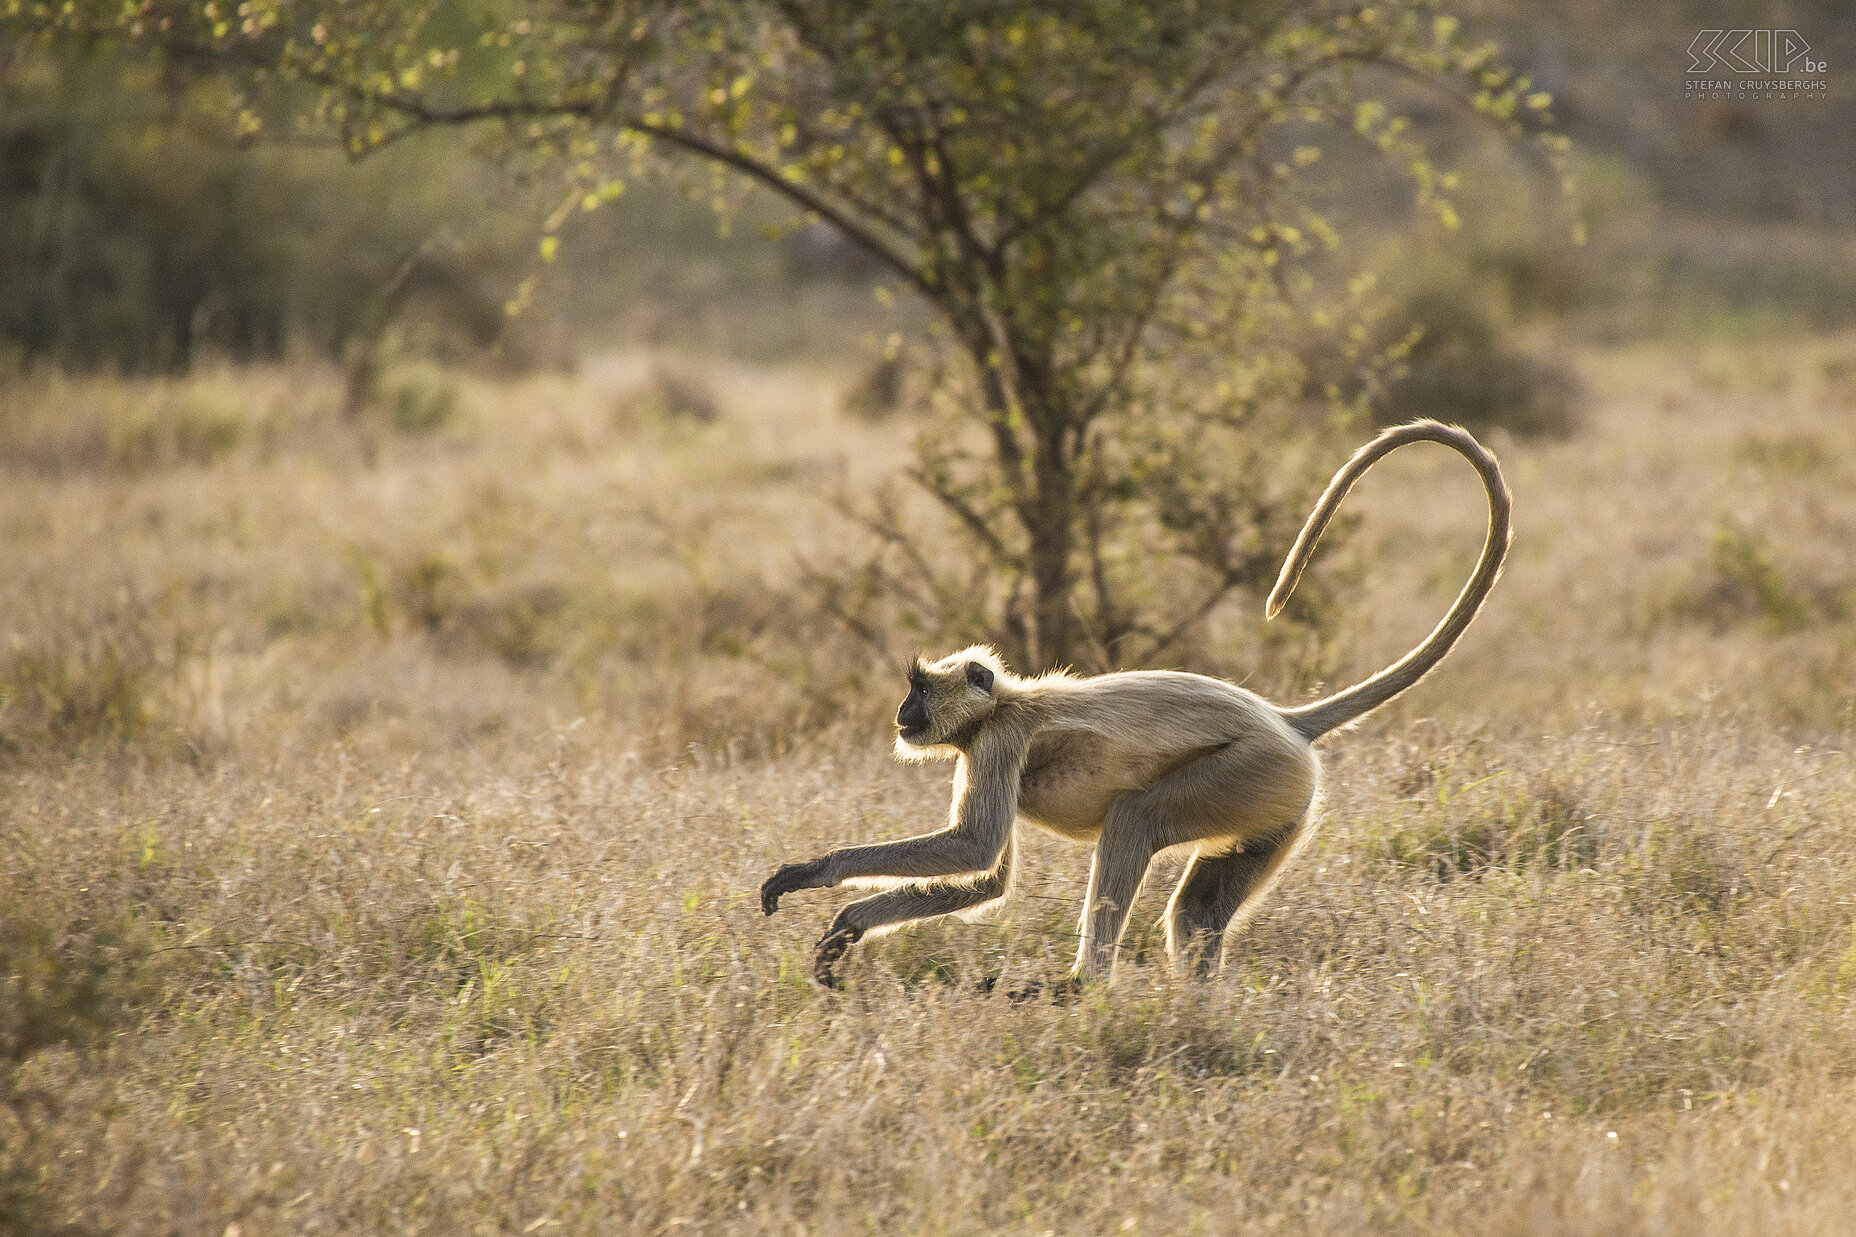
[4,336,1856,1235]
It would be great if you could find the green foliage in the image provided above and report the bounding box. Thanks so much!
[2,0,1567,668]
[0,39,558,373]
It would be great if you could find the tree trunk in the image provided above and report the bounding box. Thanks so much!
[966,321,1081,670]
[1025,421,1077,669]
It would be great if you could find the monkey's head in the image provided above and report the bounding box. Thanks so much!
[895,646,1007,757]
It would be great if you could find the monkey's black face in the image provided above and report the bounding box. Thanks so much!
[896,677,930,742]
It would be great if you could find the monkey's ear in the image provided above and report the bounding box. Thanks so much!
[965,661,994,692]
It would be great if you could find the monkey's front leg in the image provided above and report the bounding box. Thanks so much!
[809,838,1018,987]
[765,867,1011,989]
[760,827,1008,915]
[762,741,1021,984]
[812,881,1000,988]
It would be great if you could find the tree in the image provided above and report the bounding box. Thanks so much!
[6,0,1565,668]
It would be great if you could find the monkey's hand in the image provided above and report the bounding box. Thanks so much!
[811,923,864,989]
[760,860,826,915]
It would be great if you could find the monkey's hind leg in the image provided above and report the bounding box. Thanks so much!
[811,837,1016,988]
[1071,831,1155,982]
[1074,738,1316,982]
[1163,816,1311,978]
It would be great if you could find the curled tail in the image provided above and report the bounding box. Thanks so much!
[1270,420,1511,742]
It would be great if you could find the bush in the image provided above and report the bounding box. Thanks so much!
[0,909,151,1068]
[387,366,465,435]
[1370,284,1585,439]
[840,353,910,421]
[0,43,558,375]
[1,906,154,1233]
[1674,519,1819,634]
[111,394,246,469]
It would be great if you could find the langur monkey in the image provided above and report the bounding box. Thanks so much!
[762,420,1510,988]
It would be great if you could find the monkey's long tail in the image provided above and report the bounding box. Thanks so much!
[1268,420,1511,742]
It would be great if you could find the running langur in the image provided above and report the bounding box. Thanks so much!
[761,420,1511,988]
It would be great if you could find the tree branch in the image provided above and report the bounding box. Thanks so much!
[904,467,1019,568]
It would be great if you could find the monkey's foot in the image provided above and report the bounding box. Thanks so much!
[760,861,822,915]
[811,924,864,989]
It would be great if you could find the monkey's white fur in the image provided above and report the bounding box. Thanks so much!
[762,420,1511,987]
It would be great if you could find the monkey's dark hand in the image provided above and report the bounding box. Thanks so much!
[760,861,824,915]
[811,923,864,989]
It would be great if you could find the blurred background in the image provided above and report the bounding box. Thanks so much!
[5,1,1853,377]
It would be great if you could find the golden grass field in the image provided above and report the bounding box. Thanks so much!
[4,336,1856,1234]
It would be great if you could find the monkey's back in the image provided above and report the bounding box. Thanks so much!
[1013,670,1312,839]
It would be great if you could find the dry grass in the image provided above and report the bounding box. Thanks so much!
[4,335,1856,1235]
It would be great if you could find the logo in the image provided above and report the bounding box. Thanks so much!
[1687,30,1823,75]
[1684,29,1828,102]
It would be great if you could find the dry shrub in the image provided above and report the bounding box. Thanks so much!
[1297,256,1586,441]
[839,353,905,420]
[1376,773,1599,881]
[612,363,722,430]
[112,393,247,468]
[1673,519,1832,635]
[1,902,159,1234]
[0,381,249,476]
[1735,430,1830,475]
[0,627,156,758]
[839,352,929,422]
[0,906,153,1070]
[385,364,467,436]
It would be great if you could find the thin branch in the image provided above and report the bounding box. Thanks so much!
[904,467,1018,568]
[993,58,1229,250]
[795,554,893,658]
[829,491,951,614]
[618,121,937,302]
[70,25,942,306]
